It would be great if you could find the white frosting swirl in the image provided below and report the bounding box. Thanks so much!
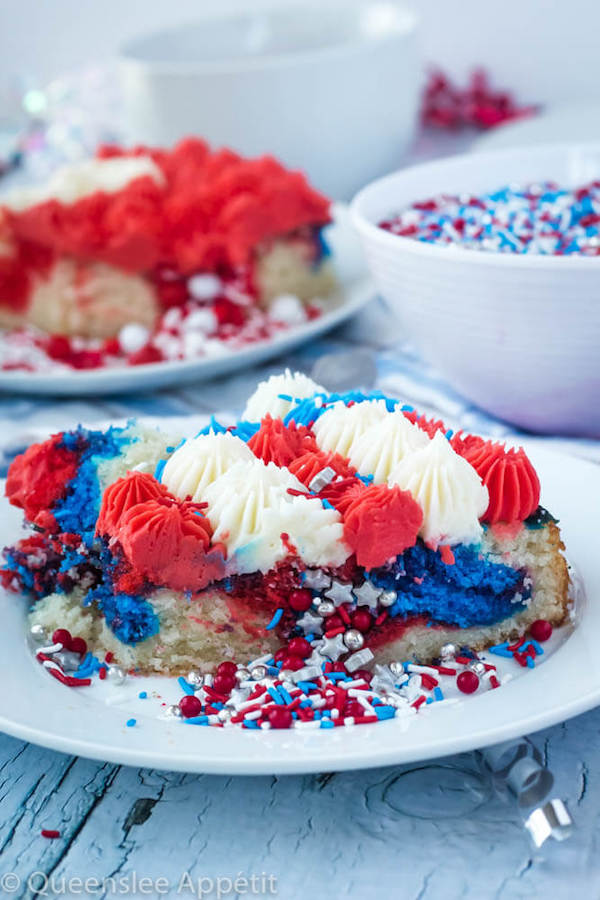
[281,495,349,569]
[162,433,253,502]
[242,369,324,422]
[312,399,389,458]
[387,431,488,546]
[202,460,304,573]
[347,411,430,483]
[201,458,349,573]
[3,156,164,211]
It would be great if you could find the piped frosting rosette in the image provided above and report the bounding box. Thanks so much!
[388,431,489,546]
[346,410,430,483]
[201,458,349,574]
[161,432,253,502]
[242,369,325,422]
[312,399,390,457]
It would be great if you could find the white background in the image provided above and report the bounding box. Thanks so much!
[1,0,599,109]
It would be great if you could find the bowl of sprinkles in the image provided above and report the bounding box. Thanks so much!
[351,142,600,437]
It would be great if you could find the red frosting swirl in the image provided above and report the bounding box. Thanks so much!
[6,434,78,530]
[460,440,540,524]
[288,450,356,488]
[248,416,318,467]
[403,409,448,439]
[319,478,365,514]
[4,138,331,297]
[342,484,423,569]
[96,471,169,538]
[118,497,225,592]
[450,431,486,457]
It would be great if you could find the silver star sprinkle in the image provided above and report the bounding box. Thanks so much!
[354,580,382,611]
[318,633,348,662]
[325,579,355,607]
[296,610,325,636]
[303,569,332,590]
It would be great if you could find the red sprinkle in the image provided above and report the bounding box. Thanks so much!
[41,830,61,839]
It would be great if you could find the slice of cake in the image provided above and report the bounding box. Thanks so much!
[0,140,336,367]
[2,371,569,677]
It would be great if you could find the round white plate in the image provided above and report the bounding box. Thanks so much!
[0,443,598,774]
[472,102,600,153]
[0,205,373,397]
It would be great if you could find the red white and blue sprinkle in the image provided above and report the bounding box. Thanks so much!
[380,181,600,256]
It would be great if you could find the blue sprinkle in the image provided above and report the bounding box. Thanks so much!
[297,681,318,692]
[138,691,148,699]
[154,458,167,482]
[529,639,544,655]
[526,656,535,669]
[126,719,136,728]
[268,687,284,705]
[178,676,196,696]
[243,720,261,729]
[374,706,396,720]
[300,699,313,708]
[266,608,284,630]
[278,686,293,705]
[433,687,444,702]
[185,716,209,726]
[488,643,514,658]
[320,719,335,729]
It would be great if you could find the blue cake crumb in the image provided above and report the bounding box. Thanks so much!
[85,581,159,645]
[370,541,528,628]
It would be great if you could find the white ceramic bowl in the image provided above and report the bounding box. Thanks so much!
[351,142,600,437]
[118,1,419,200]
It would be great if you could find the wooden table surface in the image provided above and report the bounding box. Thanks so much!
[0,302,597,899]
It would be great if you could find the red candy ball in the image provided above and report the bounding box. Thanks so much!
[274,648,287,664]
[288,589,313,612]
[216,661,238,679]
[456,671,480,694]
[268,707,293,729]
[530,619,553,642]
[212,674,236,695]
[351,610,372,633]
[52,628,72,648]
[280,654,305,671]
[179,695,203,718]
[326,614,344,632]
[69,637,87,657]
[287,637,311,658]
